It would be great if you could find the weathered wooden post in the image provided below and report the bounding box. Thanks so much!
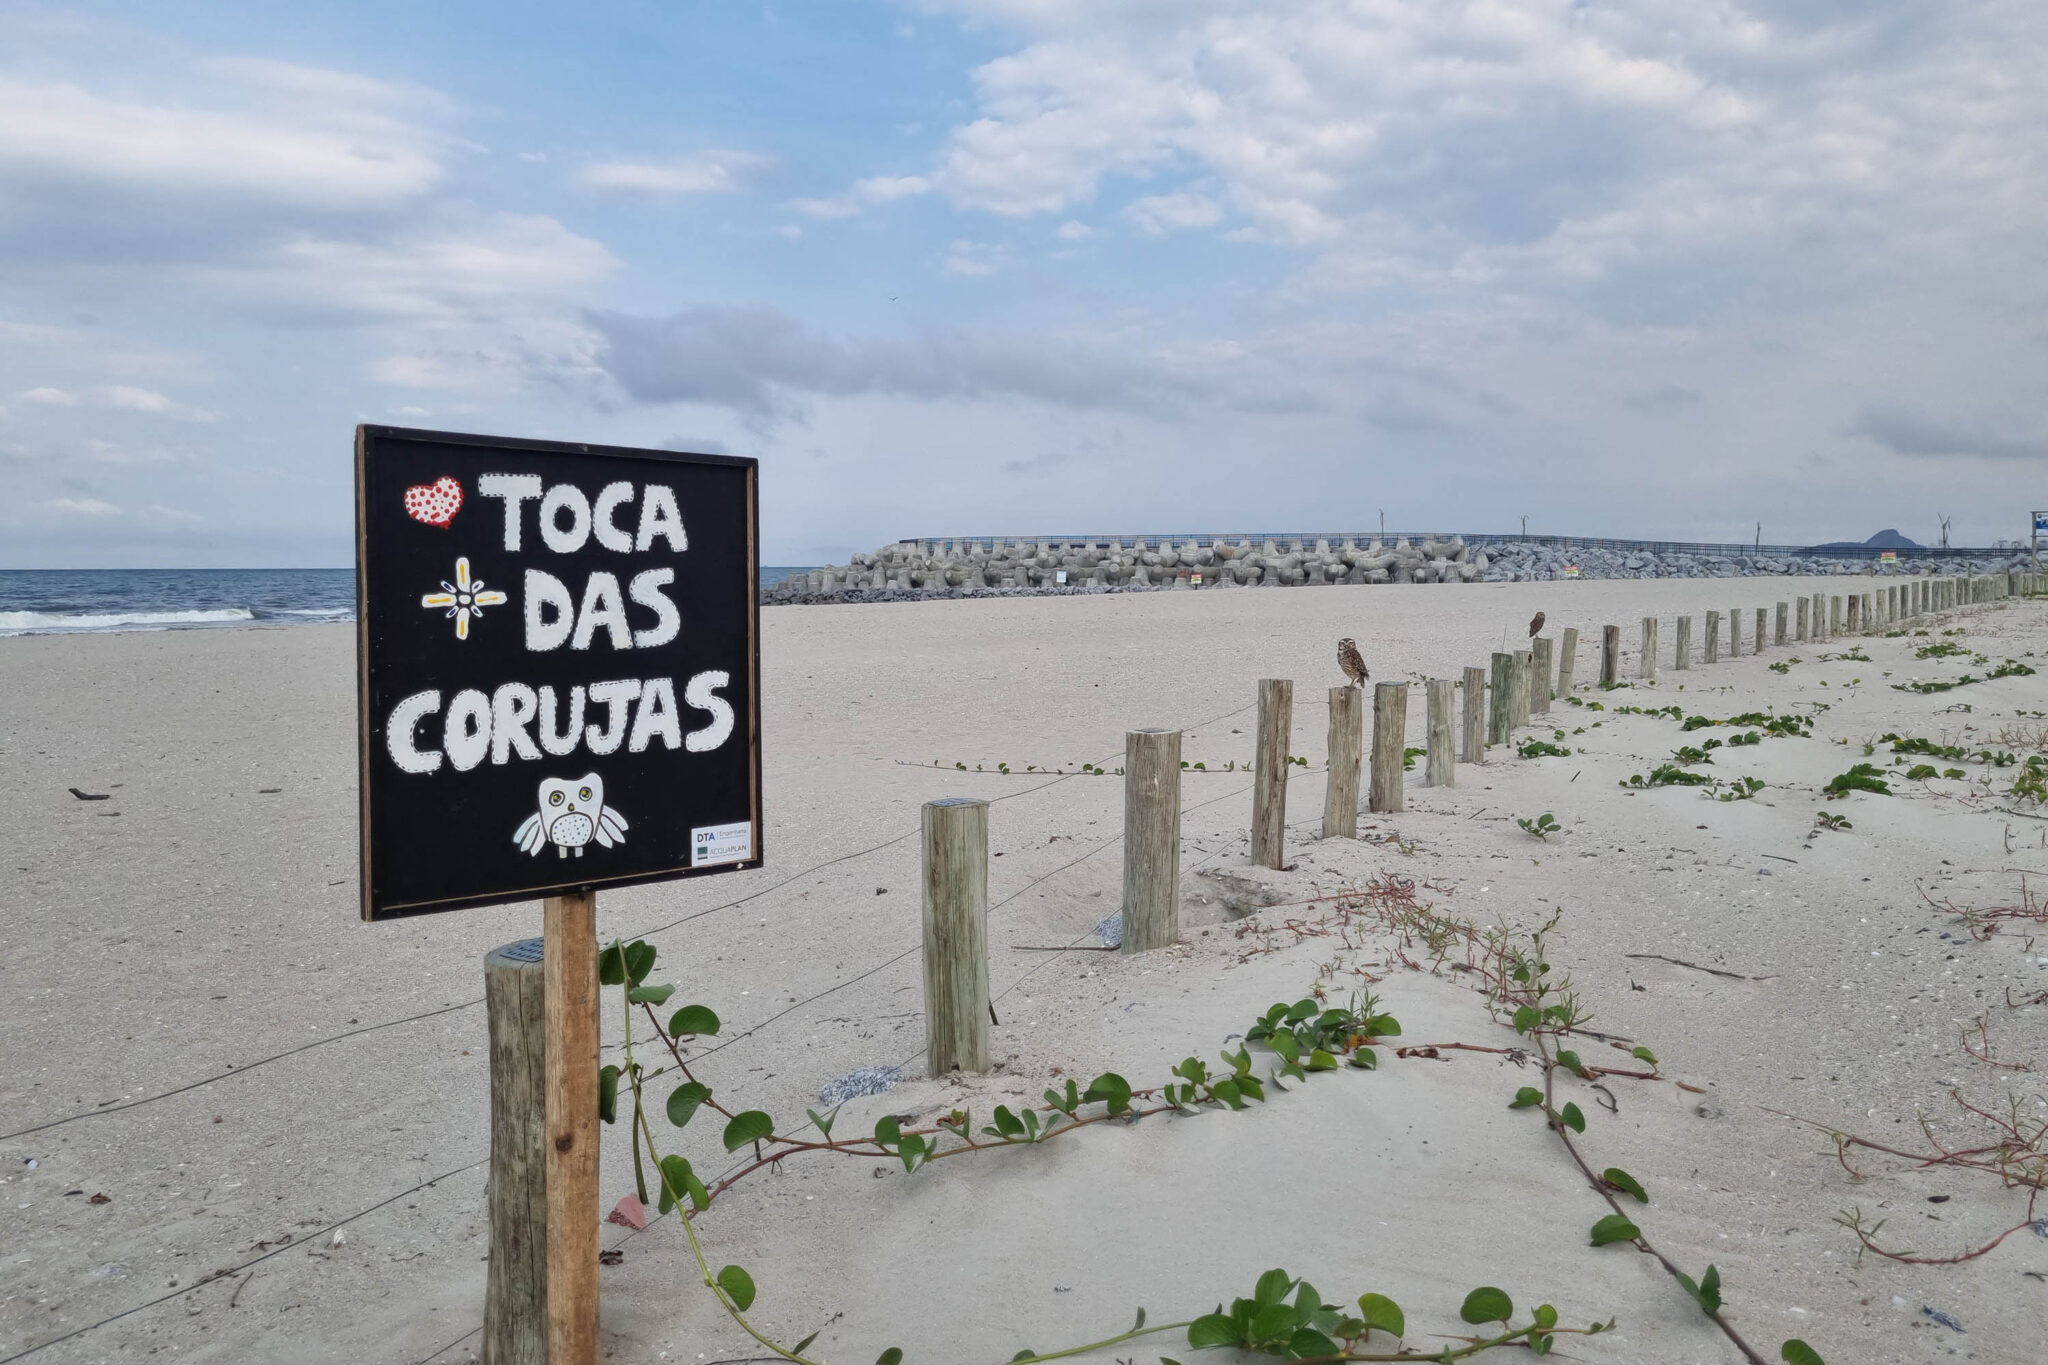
[1323,690,1362,840]
[1512,649,1533,728]
[1831,595,1842,634]
[1639,617,1659,680]
[1251,679,1292,870]
[1531,636,1554,712]
[1754,607,1768,651]
[484,938,548,1365]
[1369,681,1407,813]
[1705,610,1720,663]
[1775,601,1788,646]
[1426,679,1455,787]
[922,797,990,1073]
[1673,616,1691,671]
[1728,605,1742,656]
[1462,666,1487,763]
[1122,729,1181,951]
[1557,627,1579,698]
[1488,652,1513,744]
[543,889,600,1365]
[1846,593,1861,632]
[1600,625,1620,686]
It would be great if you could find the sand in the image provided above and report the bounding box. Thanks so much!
[2,579,2044,1365]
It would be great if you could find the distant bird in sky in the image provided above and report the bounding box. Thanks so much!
[1337,637,1369,688]
[1529,611,1546,638]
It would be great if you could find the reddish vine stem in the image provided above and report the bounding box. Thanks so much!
[1532,1028,1769,1365]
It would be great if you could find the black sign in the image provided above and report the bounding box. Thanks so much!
[354,426,761,919]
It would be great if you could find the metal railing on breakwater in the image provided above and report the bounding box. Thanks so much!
[894,533,2019,561]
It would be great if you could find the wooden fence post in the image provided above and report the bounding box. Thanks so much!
[1122,730,1181,951]
[1600,624,1620,686]
[922,797,990,1072]
[1775,601,1788,646]
[1426,679,1455,787]
[1831,595,1842,634]
[1369,681,1407,813]
[1557,627,1579,698]
[1323,690,1362,840]
[1531,637,1554,712]
[1513,649,1533,727]
[1674,616,1691,671]
[542,889,600,1365]
[1462,666,1487,763]
[1754,607,1768,652]
[1639,617,1659,680]
[1252,679,1292,870]
[1846,593,1860,632]
[1488,653,1513,744]
[1705,610,1720,663]
[485,938,548,1365]
[1728,605,1742,656]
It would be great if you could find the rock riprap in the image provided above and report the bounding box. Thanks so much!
[764,536,2034,604]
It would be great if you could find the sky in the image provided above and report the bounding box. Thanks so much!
[0,0,2043,568]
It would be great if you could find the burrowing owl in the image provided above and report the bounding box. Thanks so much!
[514,773,630,859]
[1529,611,1546,638]
[1337,637,1369,688]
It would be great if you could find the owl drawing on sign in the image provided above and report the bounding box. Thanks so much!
[514,773,630,858]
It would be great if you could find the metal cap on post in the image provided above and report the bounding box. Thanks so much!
[922,797,990,1074]
[1122,729,1181,952]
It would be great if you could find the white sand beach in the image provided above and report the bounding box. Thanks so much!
[3,579,2045,1365]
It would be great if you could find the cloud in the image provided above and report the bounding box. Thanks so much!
[1850,405,2047,462]
[588,303,1316,422]
[900,0,2048,311]
[1122,190,1221,236]
[940,239,1010,275]
[574,151,772,196]
[101,386,216,420]
[46,496,118,516]
[191,214,618,393]
[1626,385,1703,412]
[787,174,933,219]
[15,385,213,419]
[0,68,443,209]
[1054,220,1093,239]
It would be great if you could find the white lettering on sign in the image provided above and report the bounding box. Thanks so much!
[384,671,734,772]
[521,568,678,652]
[691,820,752,867]
[477,475,688,555]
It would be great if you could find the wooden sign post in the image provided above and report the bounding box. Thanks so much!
[354,427,761,1363]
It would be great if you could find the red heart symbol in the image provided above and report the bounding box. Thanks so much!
[403,476,463,528]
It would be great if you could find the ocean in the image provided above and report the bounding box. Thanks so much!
[0,567,817,636]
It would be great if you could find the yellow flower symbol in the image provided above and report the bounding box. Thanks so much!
[420,556,509,640]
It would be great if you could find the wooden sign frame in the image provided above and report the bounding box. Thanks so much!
[354,425,762,920]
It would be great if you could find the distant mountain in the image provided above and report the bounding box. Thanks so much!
[1809,528,1922,550]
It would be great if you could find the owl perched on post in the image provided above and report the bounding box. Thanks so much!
[515,773,629,858]
[1529,611,1546,638]
[1337,637,1369,688]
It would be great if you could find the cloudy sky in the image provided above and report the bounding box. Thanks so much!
[1,0,2043,567]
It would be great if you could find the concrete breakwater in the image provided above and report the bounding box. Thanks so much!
[764,534,2036,603]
